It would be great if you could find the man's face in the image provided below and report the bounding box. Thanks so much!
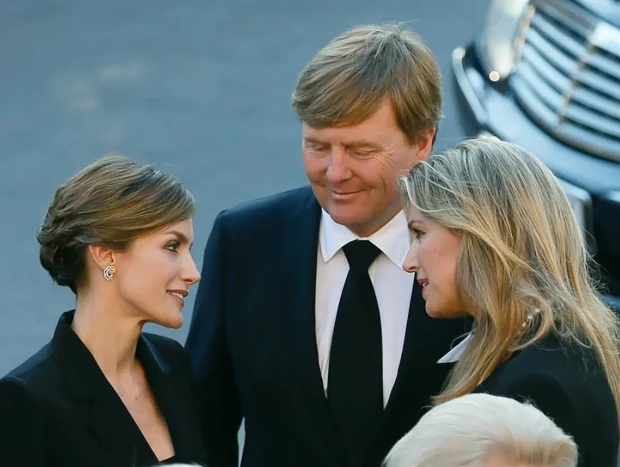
[302,98,435,237]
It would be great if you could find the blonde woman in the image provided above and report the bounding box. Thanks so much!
[384,393,578,467]
[400,137,620,467]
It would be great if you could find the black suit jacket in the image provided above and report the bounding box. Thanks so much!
[0,311,207,467]
[185,186,471,467]
[474,333,619,467]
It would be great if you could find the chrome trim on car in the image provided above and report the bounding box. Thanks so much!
[511,0,620,162]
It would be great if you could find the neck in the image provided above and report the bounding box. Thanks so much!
[72,290,143,381]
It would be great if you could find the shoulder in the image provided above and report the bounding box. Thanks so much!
[0,361,55,460]
[502,334,605,385]
[481,337,619,464]
[485,334,606,393]
[224,186,314,219]
[0,372,45,419]
[0,343,57,392]
[217,186,316,231]
[480,334,616,426]
[0,374,34,399]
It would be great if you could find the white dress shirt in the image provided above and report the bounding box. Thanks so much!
[315,209,415,406]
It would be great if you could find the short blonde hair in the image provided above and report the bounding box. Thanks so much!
[399,136,620,424]
[384,393,578,467]
[291,23,442,145]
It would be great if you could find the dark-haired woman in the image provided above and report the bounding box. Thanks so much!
[0,156,207,467]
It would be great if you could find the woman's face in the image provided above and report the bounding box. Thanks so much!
[402,205,468,319]
[112,218,201,329]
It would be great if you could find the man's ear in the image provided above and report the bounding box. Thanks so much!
[415,127,436,162]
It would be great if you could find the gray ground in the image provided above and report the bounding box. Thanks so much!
[0,0,491,376]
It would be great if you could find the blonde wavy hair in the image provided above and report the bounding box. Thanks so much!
[399,136,620,420]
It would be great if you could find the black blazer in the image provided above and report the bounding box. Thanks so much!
[185,186,471,467]
[474,333,619,467]
[0,311,207,467]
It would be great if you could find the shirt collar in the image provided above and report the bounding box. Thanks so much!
[319,209,411,268]
[436,333,472,363]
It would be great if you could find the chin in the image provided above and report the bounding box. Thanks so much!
[425,303,462,320]
[326,205,378,233]
[425,307,444,319]
[325,204,360,220]
[154,311,184,329]
[167,315,184,329]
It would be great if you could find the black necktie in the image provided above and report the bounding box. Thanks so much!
[328,240,383,467]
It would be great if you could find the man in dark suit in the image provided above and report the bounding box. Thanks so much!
[185,23,470,467]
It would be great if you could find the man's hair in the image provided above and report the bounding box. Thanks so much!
[291,23,442,145]
[384,393,578,467]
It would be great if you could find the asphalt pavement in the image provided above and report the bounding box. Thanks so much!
[0,0,491,375]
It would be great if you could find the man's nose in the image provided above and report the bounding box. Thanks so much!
[325,147,352,183]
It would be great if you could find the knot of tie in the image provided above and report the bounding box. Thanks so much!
[342,240,381,271]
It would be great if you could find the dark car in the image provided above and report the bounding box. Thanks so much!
[452,0,620,311]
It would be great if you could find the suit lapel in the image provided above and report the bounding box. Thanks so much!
[279,188,344,463]
[381,281,428,420]
[51,312,148,466]
[377,281,471,456]
[138,336,204,463]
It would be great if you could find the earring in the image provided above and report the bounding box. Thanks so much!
[103,265,116,281]
[522,308,541,328]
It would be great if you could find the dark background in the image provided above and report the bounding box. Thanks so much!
[0,0,491,375]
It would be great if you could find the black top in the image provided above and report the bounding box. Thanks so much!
[0,311,208,467]
[474,333,619,467]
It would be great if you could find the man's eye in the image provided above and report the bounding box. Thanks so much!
[351,150,373,157]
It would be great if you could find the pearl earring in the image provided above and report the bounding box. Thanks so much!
[103,265,116,281]
[522,308,541,328]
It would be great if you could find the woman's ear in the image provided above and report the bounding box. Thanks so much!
[87,244,115,272]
